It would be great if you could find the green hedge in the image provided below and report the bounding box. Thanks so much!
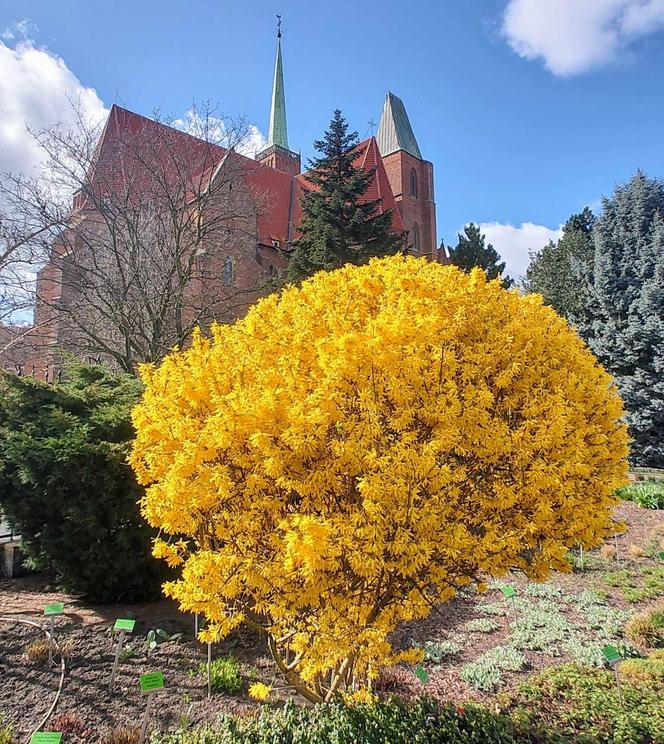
[0,365,164,601]
[154,664,664,744]
[155,698,520,744]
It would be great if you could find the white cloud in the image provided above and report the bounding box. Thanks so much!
[174,108,266,159]
[478,221,563,279]
[502,0,664,76]
[0,36,108,178]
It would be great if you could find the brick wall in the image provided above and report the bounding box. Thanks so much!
[381,151,437,260]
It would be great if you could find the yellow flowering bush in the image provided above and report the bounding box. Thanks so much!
[248,682,273,702]
[130,255,629,702]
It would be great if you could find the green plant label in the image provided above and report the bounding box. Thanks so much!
[414,665,429,684]
[140,671,165,693]
[659,551,664,561]
[44,602,64,616]
[501,586,517,598]
[114,618,136,633]
[602,645,621,665]
[30,733,62,744]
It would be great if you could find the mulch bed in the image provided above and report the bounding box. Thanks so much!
[1,501,662,741]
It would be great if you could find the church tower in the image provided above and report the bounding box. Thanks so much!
[256,19,301,176]
[376,93,437,260]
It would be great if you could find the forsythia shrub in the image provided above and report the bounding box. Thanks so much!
[131,256,629,702]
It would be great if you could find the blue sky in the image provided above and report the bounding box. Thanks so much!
[2,0,664,277]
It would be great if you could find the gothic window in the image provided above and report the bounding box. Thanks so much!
[410,168,418,198]
[411,223,420,254]
[222,256,234,285]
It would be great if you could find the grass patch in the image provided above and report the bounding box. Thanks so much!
[0,716,13,744]
[197,656,243,695]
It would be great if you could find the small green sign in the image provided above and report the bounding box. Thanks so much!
[414,665,429,684]
[501,586,517,598]
[602,645,622,665]
[114,618,136,633]
[658,551,664,561]
[30,733,62,744]
[140,671,165,693]
[44,602,64,616]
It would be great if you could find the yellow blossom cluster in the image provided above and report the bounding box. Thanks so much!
[130,255,629,702]
[248,682,272,701]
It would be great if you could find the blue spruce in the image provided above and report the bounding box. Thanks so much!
[580,172,664,467]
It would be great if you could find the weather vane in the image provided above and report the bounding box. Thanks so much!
[277,14,282,38]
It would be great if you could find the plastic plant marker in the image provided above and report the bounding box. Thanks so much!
[501,586,517,599]
[30,734,62,744]
[114,618,136,633]
[659,551,664,561]
[602,645,622,665]
[44,603,63,667]
[138,673,164,744]
[110,618,135,691]
[140,671,164,693]
[602,646,624,707]
[44,603,64,616]
[414,665,429,684]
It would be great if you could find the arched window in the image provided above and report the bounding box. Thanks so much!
[411,223,420,254]
[222,256,234,285]
[410,168,418,198]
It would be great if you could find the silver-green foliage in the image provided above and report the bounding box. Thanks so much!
[461,646,526,692]
[578,172,664,468]
[465,618,500,633]
[422,639,463,664]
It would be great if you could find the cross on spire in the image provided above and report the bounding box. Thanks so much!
[267,15,289,149]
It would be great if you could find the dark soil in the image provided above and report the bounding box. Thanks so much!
[1,502,662,742]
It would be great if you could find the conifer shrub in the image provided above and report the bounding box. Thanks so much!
[131,255,629,701]
[0,365,163,601]
[154,698,521,744]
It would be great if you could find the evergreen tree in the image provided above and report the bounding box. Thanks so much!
[448,223,513,287]
[523,207,595,320]
[0,364,164,600]
[287,110,404,283]
[579,172,664,467]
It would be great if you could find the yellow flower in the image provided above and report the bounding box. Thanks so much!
[130,255,629,702]
[248,682,272,701]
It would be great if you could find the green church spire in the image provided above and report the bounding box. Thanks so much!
[267,16,289,150]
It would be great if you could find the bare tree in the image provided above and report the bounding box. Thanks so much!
[0,102,276,374]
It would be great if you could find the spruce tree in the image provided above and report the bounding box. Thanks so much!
[287,110,404,283]
[579,172,664,467]
[448,223,513,287]
[524,208,595,320]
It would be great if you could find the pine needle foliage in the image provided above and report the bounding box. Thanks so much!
[287,110,404,282]
[0,364,162,601]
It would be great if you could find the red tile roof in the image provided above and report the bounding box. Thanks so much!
[83,107,403,248]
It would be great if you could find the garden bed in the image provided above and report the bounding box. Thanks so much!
[1,501,662,742]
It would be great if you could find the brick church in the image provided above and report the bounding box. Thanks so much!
[8,28,441,377]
